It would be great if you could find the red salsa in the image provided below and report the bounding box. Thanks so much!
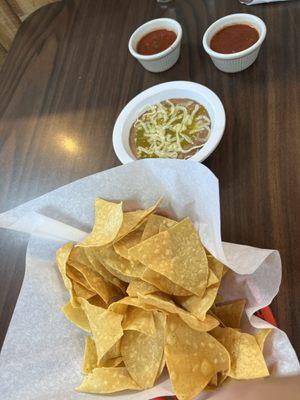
[210,24,259,54]
[137,29,177,56]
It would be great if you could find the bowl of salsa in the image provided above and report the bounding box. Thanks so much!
[128,18,182,73]
[202,13,267,73]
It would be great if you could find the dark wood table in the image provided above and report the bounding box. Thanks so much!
[0,0,299,358]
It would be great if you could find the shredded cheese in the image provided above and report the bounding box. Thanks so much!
[134,100,211,159]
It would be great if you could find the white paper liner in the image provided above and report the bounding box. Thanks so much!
[0,159,298,400]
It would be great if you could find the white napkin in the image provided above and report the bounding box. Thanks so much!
[240,0,289,4]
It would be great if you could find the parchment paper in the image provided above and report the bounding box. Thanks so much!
[0,159,299,400]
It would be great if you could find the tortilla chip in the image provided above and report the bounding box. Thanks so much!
[129,218,208,297]
[207,269,219,287]
[78,198,123,247]
[141,214,177,241]
[66,264,91,290]
[142,268,191,296]
[138,293,219,332]
[83,247,127,292]
[73,281,95,299]
[114,224,145,260]
[56,243,77,304]
[82,336,97,374]
[90,245,142,281]
[211,327,269,379]
[79,298,123,362]
[100,340,121,364]
[69,260,119,304]
[61,302,90,332]
[88,295,109,308]
[126,279,158,297]
[108,297,142,315]
[76,367,141,393]
[213,300,246,329]
[116,199,162,240]
[165,315,230,400]
[123,307,156,337]
[121,312,165,388]
[255,328,272,351]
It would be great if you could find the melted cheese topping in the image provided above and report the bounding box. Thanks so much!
[133,100,211,159]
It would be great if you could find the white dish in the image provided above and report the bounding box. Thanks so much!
[113,81,226,164]
[128,18,182,73]
[203,13,267,73]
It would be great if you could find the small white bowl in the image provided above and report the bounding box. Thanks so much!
[203,13,267,73]
[113,81,226,164]
[128,18,182,73]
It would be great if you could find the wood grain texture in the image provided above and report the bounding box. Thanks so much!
[0,0,299,359]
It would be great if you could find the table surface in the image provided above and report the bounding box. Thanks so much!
[0,0,299,357]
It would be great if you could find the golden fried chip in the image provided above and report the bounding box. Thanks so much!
[69,261,119,304]
[73,281,95,299]
[61,302,90,332]
[56,242,77,305]
[213,300,246,329]
[79,298,123,362]
[114,224,145,260]
[66,264,91,289]
[82,336,97,374]
[165,315,230,400]
[100,340,121,364]
[80,247,127,293]
[129,218,208,297]
[108,296,142,315]
[123,307,156,337]
[207,269,219,287]
[211,327,269,379]
[121,312,165,389]
[138,293,219,332]
[76,367,141,393]
[126,279,158,297]
[90,245,143,281]
[78,198,123,247]
[255,328,272,351]
[141,214,176,241]
[116,199,162,240]
[142,268,191,296]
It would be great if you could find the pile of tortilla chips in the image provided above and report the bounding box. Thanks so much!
[56,198,271,400]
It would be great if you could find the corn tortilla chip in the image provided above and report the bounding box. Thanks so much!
[211,327,269,379]
[165,315,230,400]
[138,293,219,332]
[116,198,162,240]
[66,264,91,290]
[129,218,208,297]
[121,311,165,388]
[62,302,90,332]
[78,198,123,247]
[82,336,97,374]
[56,243,77,305]
[70,260,119,304]
[76,367,141,393]
[114,224,145,260]
[142,268,191,296]
[79,298,123,362]
[213,300,246,329]
[141,214,177,241]
[126,279,158,297]
[255,328,272,351]
[73,281,95,299]
[123,307,156,337]
[81,247,127,292]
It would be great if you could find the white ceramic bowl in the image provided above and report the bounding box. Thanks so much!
[113,81,226,164]
[128,18,182,73]
[203,13,267,73]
